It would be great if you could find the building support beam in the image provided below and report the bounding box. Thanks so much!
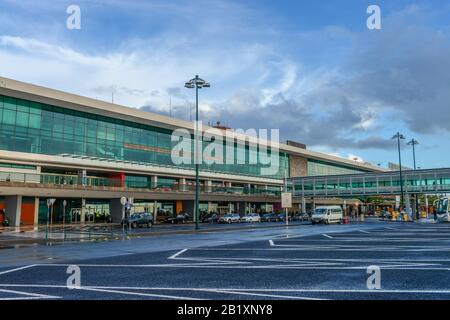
[33,197,39,227]
[5,195,22,228]
[153,200,158,222]
[151,176,158,188]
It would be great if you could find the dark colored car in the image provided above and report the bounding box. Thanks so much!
[276,213,291,222]
[122,212,153,228]
[206,214,219,223]
[261,213,278,222]
[165,212,190,224]
[293,212,310,221]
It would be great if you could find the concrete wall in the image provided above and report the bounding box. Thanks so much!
[289,155,308,177]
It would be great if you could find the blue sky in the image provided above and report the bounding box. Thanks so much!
[1,0,450,169]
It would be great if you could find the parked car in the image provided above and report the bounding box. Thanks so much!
[241,213,261,223]
[293,212,310,221]
[122,212,153,228]
[165,212,190,224]
[311,206,343,225]
[276,213,291,222]
[219,213,241,224]
[207,214,219,223]
[261,213,278,222]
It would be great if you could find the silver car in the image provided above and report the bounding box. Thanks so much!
[241,213,261,223]
[219,213,241,223]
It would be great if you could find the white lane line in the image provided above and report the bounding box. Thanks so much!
[269,240,275,246]
[168,248,188,260]
[3,284,450,295]
[0,265,36,276]
[202,289,325,300]
[79,287,202,300]
[0,288,60,300]
[0,297,55,301]
[322,234,333,239]
[358,230,370,234]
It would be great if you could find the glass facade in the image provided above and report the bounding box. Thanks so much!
[307,160,369,176]
[0,162,36,170]
[0,95,288,179]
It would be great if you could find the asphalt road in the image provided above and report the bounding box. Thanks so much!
[1,221,450,300]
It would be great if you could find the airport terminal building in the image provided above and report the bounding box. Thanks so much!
[0,77,383,226]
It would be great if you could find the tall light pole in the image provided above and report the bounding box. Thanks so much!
[408,139,419,219]
[407,139,419,170]
[185,75,210,230]
[392,132,406,208]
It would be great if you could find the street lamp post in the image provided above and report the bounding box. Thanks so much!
[185,75,211,230]
[392,132,406,208]
[407,139,419,170]
[408,139,419,219]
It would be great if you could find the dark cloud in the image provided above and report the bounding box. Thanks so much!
[140,7,450,152]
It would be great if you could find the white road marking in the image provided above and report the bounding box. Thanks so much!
[322,234,333,239]
[3,284,450,296]
[202,289,325,300]
[358,230,370,234]
[0,288,60,300]
[79,286,202,300]
[0,265,36,276]
[168,248,188,260]
[269,240,275,246]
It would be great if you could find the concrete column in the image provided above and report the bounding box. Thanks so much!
[153,200,158,222]
[110,199,124,223]
[78,169,87,186]
[226,181,232,188]
[33,197,39,227]
[206,180,212,193]
[301,196,306,213]
[405,193,411,219]
[179,178,186,191]
[81,198,86,223]
[207,202,213,213]
[5,195,22,228]
[151,176,158,188]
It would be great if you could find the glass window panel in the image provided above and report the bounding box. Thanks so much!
[29,114,41,129]
[2,109,15,125]
[4,97,16,110]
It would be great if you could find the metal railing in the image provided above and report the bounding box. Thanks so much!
[0,171,281,197]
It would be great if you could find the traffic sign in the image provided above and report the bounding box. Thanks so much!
[281,192,292,208]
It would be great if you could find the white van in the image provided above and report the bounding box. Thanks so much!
[311,206,343,225]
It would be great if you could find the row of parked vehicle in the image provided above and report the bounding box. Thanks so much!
[206,212,311,224]
[122,206,345,228]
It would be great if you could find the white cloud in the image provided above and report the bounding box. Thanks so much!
[347,154,364,163]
